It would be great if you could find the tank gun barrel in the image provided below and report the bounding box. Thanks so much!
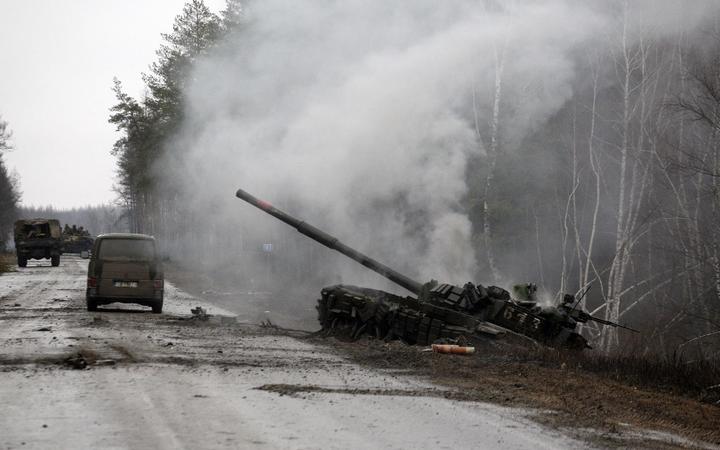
[235,188,424,295]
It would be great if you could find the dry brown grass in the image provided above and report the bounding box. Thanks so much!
[0,252,15,274]
[535,347,720,405]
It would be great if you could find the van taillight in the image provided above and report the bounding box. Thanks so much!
[87,277,97,288]
[153,279,164,289]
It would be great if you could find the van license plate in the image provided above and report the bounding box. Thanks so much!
[114,281,138,288]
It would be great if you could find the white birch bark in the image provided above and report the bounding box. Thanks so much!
[601,1,633,352]
[482,39,507,283]
[583,63,602,296]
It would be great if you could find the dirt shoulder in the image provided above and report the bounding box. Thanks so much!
[311,336,720,449]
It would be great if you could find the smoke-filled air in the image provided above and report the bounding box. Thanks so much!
[175,0,605,284]
[104,0,720,355]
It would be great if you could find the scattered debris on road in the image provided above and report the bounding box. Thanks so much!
[259,318,278,330]
[94,359,116,366]
[191,306,209,320]
[64,353,88,370]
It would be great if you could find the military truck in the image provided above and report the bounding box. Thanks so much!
[13,219,63,267]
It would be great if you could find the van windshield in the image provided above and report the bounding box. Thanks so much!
[98,239,155,261]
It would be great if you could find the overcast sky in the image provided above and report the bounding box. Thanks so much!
[0,0,226,209]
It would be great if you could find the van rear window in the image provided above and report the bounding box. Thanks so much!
[98,239,155,261]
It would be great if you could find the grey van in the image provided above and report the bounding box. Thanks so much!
[86,233,164,313]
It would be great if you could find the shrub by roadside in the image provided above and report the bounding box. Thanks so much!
[0,252,16,273]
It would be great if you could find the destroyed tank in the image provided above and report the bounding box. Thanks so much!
[236,188,636,350]
[61,224,94,254]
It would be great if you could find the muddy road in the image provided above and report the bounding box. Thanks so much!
[0,256,591,449]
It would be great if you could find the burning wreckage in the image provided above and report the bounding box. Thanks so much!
[236,188,637,350]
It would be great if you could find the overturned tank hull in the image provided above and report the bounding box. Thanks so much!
[317,285,505,345]
[316,284,589,350]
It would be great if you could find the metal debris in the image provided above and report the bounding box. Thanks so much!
[191,306,209,321]
[94,359,116,366]
[260,319,278,329]
[430,344,476,355]
[64,353,88,370]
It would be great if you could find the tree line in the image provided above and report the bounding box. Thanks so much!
[20,205,126,237]
[109,0,720,357]
[109,0,242,235]
[0,116,21,250]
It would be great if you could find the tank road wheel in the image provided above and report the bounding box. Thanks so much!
[51,254,60,267]
[17,255,27,268]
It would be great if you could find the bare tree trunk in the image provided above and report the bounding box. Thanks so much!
[532,206,546,289]
[570,104,585,293]
[602,12,656,352]
[482,39,506,283]
[712,57,720,320]
[601,3,632,352]
[583,62,602,298]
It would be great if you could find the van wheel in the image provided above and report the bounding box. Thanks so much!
[51,254,60,267]
[151,302,163,314]
[18,255,27,267]
[86,298,98,312]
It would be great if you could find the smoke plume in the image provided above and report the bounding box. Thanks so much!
[164,0,719,292]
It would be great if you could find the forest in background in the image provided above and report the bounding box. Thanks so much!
[107,0,720,358]
[0,116,21,251]
[19,205,126,238]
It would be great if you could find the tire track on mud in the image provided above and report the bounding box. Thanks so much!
[0,258,89,362]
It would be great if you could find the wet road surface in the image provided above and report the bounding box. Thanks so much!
[0,256,585,449]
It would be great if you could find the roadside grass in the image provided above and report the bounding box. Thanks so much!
[325,327,720,406]
[0,252,15,274]
[329,334,720,445]
[517,345,720,405]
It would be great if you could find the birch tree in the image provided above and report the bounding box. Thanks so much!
[479,38,508,284]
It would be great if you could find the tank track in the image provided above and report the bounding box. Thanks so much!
[317,284,588,349]
[316,285,504,345]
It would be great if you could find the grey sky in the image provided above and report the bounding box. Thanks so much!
[0,0,226,208]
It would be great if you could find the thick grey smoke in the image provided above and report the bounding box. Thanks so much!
[166,0,719,291]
